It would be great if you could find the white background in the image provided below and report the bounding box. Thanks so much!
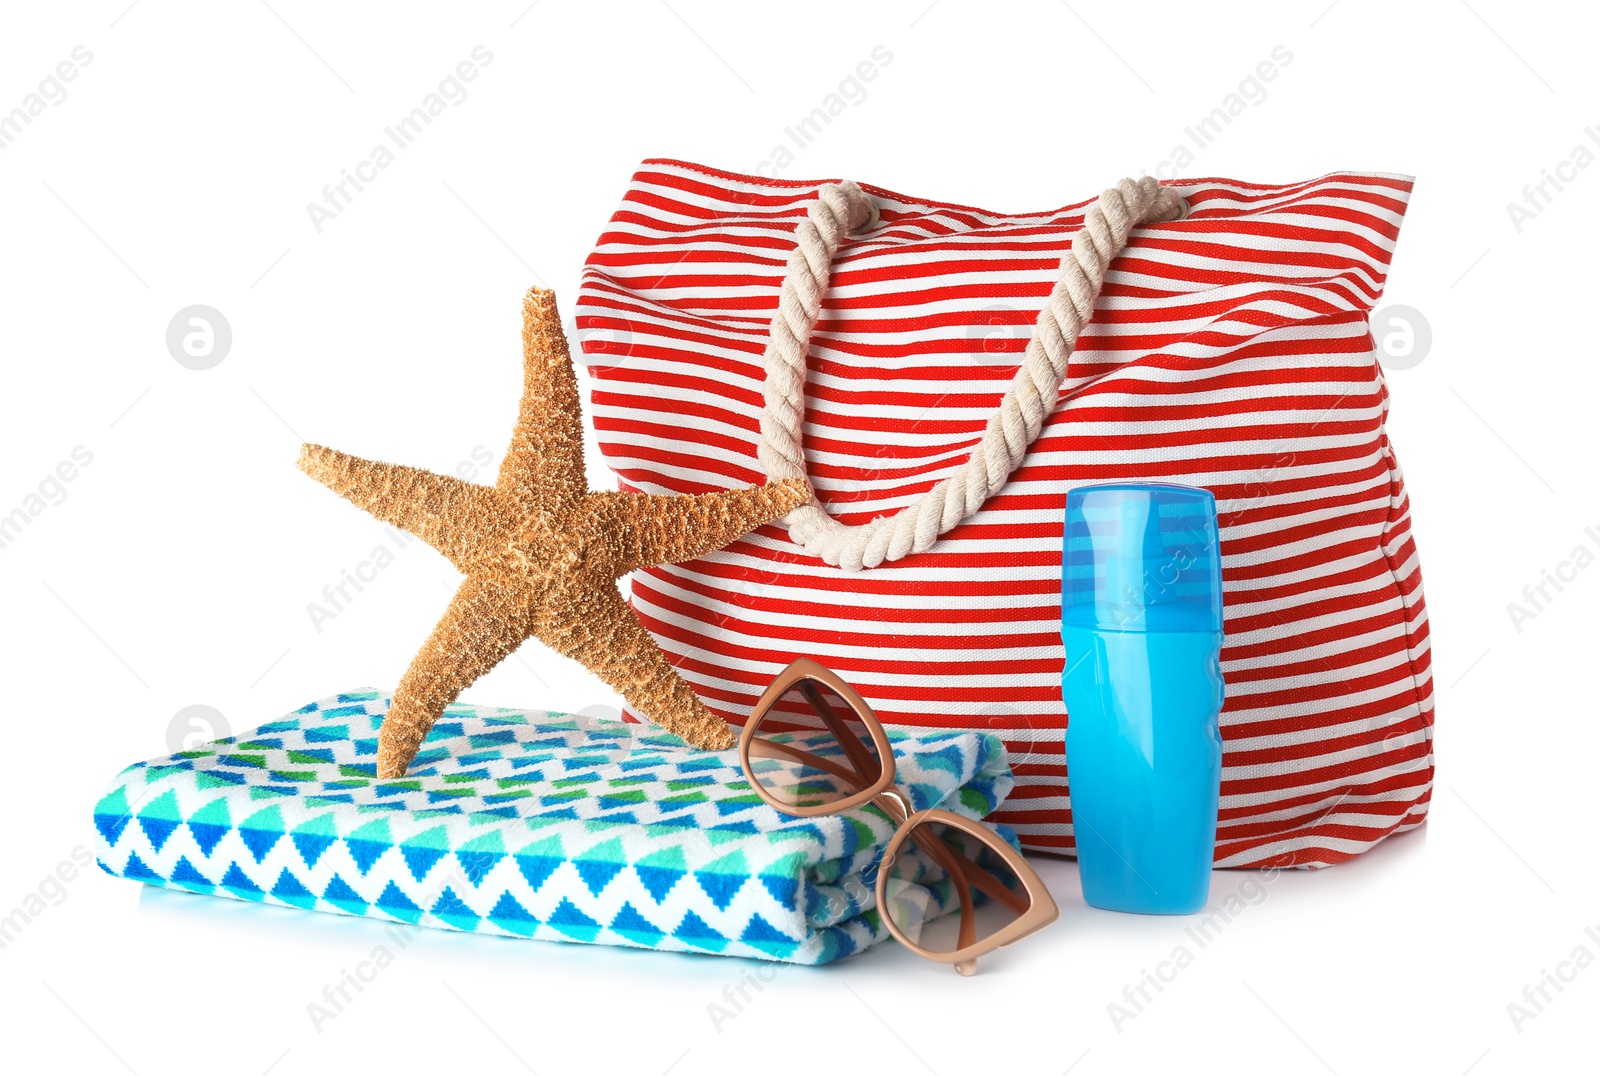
[2,1,1596,1073]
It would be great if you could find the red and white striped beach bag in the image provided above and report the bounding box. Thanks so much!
[573,160,1433,868]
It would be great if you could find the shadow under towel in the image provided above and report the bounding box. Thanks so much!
[92,690,1016,964]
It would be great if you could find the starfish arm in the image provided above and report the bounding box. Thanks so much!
[496,287,590,518]
[298,444,502,571]
[538,583,735,751]
[377,575,537,777]
[586,479,812,573]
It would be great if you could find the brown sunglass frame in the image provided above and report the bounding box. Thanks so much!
[737,657,1059,974]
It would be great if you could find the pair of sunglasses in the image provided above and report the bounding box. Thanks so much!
[738,658,1058,974]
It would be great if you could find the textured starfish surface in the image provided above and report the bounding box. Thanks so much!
[298,288,811,777]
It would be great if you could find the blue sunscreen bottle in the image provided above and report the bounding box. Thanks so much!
[1060,483,1225,914]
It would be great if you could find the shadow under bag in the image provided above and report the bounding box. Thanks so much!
[574,160,1432,868]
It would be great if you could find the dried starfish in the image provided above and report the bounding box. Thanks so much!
[298,288,810,777]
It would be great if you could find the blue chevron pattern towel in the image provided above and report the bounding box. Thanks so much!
[93,690,1015,964]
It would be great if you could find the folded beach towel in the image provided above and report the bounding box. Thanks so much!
[93,690,1015,964]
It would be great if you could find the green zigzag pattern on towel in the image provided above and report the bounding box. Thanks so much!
[92,690,1015,964]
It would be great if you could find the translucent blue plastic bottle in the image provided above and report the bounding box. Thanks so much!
[1061,483,1225,915]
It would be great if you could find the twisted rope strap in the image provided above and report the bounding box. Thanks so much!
[757,176,1188,571]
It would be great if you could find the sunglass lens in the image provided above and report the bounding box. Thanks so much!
[881,820,1029,954]
[746,678,884,810]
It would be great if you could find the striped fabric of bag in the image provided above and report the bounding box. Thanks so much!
[573,159,1433,869]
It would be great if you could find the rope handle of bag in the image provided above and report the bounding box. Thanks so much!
[757,176,1189,571]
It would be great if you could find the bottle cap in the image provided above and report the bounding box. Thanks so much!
[1062,483,1224,633]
